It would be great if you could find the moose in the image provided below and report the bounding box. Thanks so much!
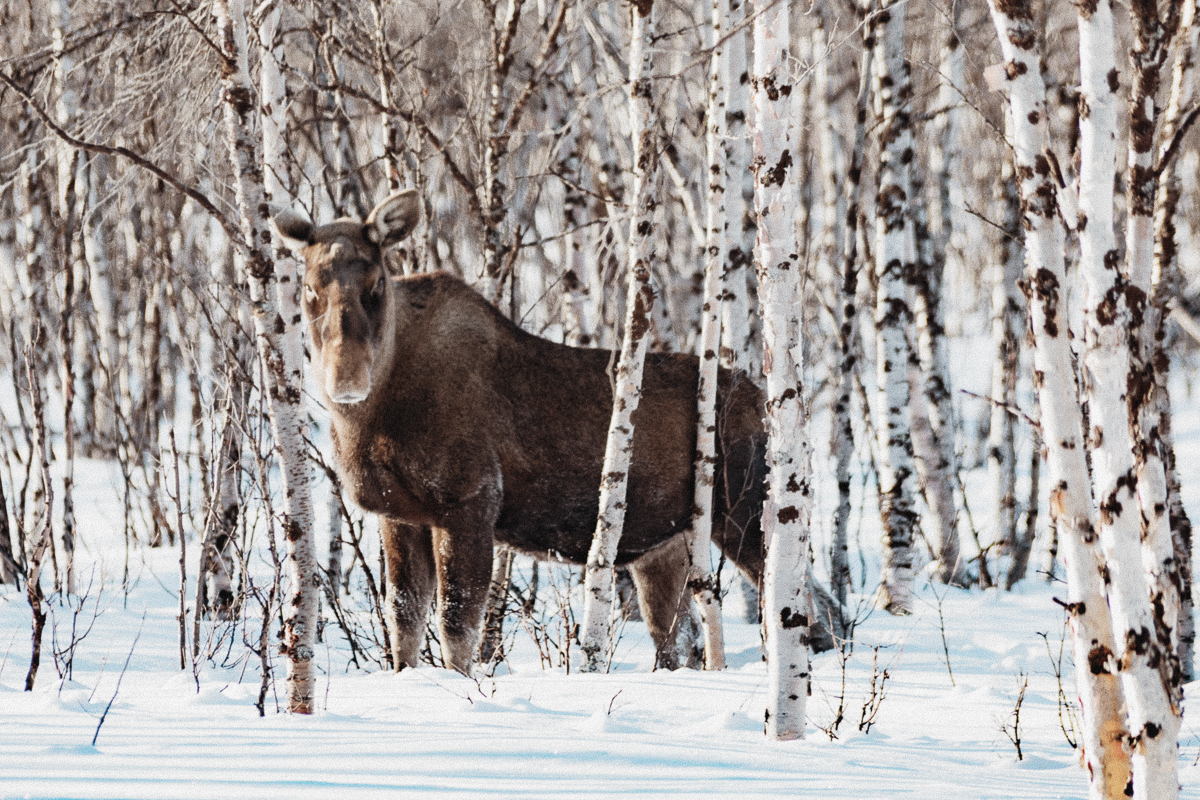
[273,191,841,673]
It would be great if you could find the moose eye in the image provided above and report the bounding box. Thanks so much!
[371,275,385,297]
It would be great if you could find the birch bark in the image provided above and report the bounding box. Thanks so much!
[993,109,1026,589]
[914,9,963,585]
[1152,0,1198,682]
[84,174,120,456]
[719,0,756,376]
[481,0,522,301]
[812,22,841,292]
[212,0,317,713]
[751,0,811,741]
[986,0,1132,795]
[567,22,611,348]
[579,0,658,674]
[829,5,874,606]
[480,545,514,664]
[1112,1,1184,791]
[51,0,76,593]
[258,0,319,714]
[871,0,918,614]
[909,180,961,586]
[23,359,53,691]
[688,0,731,672]
[368,0,402,192]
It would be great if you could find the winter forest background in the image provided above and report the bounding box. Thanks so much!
[2,0,1200,796]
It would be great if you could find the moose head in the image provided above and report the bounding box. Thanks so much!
[272,191,420,405]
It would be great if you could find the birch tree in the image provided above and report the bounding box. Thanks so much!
[992,110,1027,590]
[1126,0,1189,696]
[1153,0,1198,682]
[50,0,77,594]
[719,0,756,376]
[579,0,658,674]
[1093,0,1183,791]
[912,5,963,586]
[986,0,1132,794]
[686,0,731,672]
[829,3,875,606]
[213,0,318,713]
[871,0,918,614]
[751,0,811,741]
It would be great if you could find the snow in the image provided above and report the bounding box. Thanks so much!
[1,365,1198,799]
[3,525,1197,799]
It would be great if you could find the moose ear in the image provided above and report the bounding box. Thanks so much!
[365,190,421,249]
[270,206,315,253]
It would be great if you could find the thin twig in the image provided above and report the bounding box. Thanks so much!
[960,389,1041,431]
[92,612,145,746]
[1154,105,1200,179]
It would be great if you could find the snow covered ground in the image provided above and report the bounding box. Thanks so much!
[1,361,1199,799]
[7,572,1185,799]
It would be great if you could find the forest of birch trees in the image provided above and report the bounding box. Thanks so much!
[2,0,1199,795]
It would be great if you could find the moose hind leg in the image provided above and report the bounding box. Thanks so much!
[382,519,436,670]
[629,535,702,670]
[431,514,495,674]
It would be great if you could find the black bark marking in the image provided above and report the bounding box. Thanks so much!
[780,607,808,629]
[1087,643,1113,675]
[1032,268,1060,336]
[762,149,793,187]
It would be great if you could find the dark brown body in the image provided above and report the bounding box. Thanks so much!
[332,273,767,669]
[275,192,833,673]
[336,273,765,566]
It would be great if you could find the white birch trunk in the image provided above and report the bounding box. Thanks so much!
[829,9,874,606]
[812,23,841,293]
[479,0,523,304]
[995,109,1033,590]
[688,0,731,672]
[871,0,918,614]
[481,545,514,664]
[368,0,402,192]
[719,0,755,376]
[327,483,343,597]
[1153,0,1198,682]
[910,185,961,586]
[917,10,964,585]
[212,0,317,713]
[84,161,120,455]
[579,0,658,674]
[258,0,318,714]
[992,110,1025,588]
[752,0,811,741]
[1114,1,1183,791]
[567,23,610,347]
[986,0,1133,795]
[50,0,77,594]
[548,49,591,346]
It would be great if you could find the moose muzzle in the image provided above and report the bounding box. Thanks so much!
[325,342,372,405]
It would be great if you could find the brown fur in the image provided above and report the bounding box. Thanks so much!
[276,193,836,673]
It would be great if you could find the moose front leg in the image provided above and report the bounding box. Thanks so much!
[430,505,496,674]
[381,518,435,670]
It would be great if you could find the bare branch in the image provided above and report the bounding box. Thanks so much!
[0,71,244,248]
[1154,103,1200,179]
[503,0,569,139]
